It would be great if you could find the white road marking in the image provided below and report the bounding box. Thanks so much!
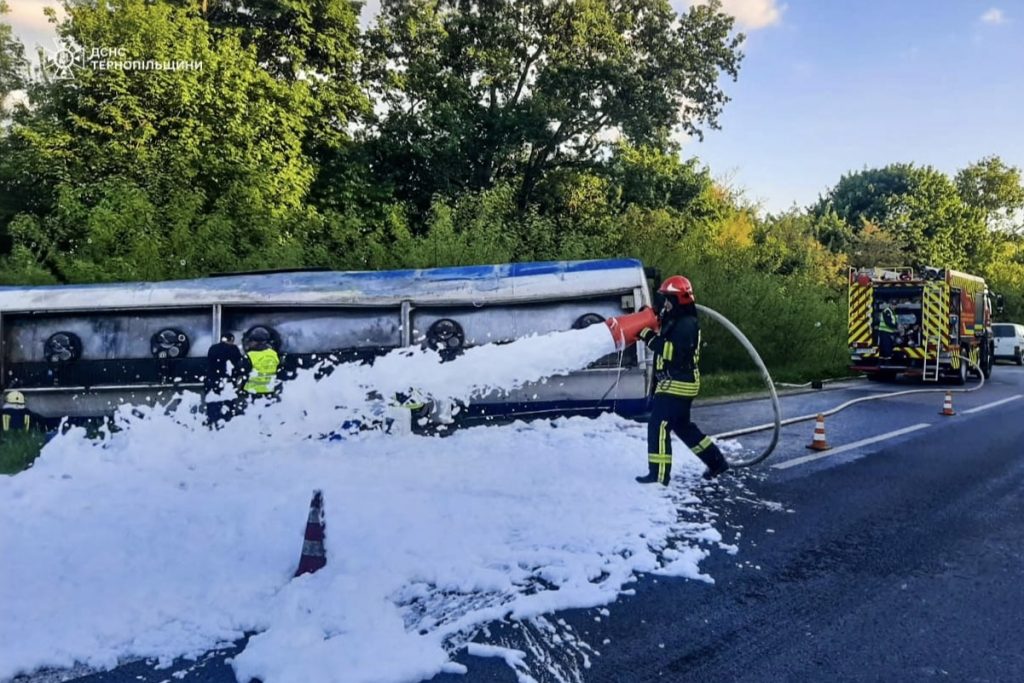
[772,423,932,470]
[961,394,1023,415]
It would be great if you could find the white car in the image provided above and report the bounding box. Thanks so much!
[992,323,1024,365]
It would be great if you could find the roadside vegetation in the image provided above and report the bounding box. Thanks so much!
[0,431,46,474]
[2,0,1023,417]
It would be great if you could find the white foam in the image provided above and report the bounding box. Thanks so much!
[0,326,722,683]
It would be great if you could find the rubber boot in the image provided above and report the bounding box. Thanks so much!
[698,445,730,481]
[635,462,671,486]
[635,462,659,484]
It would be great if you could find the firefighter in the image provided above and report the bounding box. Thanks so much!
[240,327,281,403]
[635,276,730,485]
[877,302,897,359]
[1,390,36,433]
[205,332,243,425]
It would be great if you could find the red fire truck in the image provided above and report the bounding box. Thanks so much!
[848,266,995,383]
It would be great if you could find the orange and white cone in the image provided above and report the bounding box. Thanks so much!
[939,391,956,416]
[806,414,831,451]
[294,490,327,577]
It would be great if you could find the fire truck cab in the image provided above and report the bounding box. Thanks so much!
[848,266,995,383]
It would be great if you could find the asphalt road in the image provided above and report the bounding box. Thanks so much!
[21,365,1024,683]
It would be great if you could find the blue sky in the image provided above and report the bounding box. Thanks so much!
[6,0,1023,213]
[688,0,1024,212]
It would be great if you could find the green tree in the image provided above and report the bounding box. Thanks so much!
[845,222,907,270]
[0,0,317,282]
[603,143,718,216]
[362,0,743,212]
[955,156,1024,233]
[814,164,989,270]
[987,236,1024,321]
[176,0,369,198]
[754,209,847,285]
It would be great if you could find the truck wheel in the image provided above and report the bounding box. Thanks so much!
[1017,350,1023,366]
[983,346,993,379]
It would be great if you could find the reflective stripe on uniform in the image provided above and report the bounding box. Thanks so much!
[1,412,30,431]
[648,420,672,466]
[691,436,713,455]
[662,341,674,361]
[655,379,700,397]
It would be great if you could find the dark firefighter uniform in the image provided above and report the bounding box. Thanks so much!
[635,277,730,486]
[205,334,244,426]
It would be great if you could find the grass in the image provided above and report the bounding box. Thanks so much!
[0,431,47,475]
[700,371,775,398]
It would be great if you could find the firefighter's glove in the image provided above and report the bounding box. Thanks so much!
[638,327,656,344]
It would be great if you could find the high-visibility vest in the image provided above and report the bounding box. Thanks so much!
[1,409,31,432]
[244,349,280,394]
[878,307,897,334]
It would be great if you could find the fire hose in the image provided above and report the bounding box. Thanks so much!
[694,304,782,468]
[714,353,985,468]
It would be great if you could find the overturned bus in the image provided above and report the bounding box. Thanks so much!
[0,259,654,424]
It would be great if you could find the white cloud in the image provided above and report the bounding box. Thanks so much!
[980,8,1006,25]
[679,0,785,31]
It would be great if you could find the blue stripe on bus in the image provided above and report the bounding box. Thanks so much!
[0,259,644,294]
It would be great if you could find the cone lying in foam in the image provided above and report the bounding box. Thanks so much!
[806,414,831,451]
[939,391,956,416]
[605,308,660,350]
[295,490,327,577]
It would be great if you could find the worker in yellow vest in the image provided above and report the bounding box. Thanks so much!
[2,390,36,432]
[241,327,281,402]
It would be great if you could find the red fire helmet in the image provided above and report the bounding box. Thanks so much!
[658,275,694,305]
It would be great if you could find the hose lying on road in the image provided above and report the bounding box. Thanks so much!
[713,356,986,459]
[773,377,852,389]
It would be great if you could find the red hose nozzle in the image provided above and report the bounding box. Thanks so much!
[605,308,659,350]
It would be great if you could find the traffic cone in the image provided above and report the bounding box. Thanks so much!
[294,490,326,577]
[939,391,956,416]
[605,308,659,350]
[806,414,831,451]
